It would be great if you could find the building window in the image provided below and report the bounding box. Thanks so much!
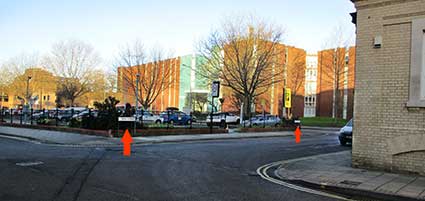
[408,18,425,107]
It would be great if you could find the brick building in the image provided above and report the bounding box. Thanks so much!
[118,54,208,112]
[316,47,355,120]
[351,0,425,175]
[0,68,57,110]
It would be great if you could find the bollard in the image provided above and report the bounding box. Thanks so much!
[30,108,33,125]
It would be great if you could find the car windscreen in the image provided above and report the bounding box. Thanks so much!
[347,119,353,127]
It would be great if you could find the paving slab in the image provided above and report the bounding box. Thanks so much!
[276,151,425,200]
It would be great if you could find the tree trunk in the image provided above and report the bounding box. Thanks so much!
[243,95,252,120]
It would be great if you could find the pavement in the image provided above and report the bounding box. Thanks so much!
[0,126,309,146]
[276,151,425,200]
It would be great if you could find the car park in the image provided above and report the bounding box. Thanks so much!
[160,111,192,125]
[244,115,281,127]
[338,119,352,146]
[134,110,163,124]
[206,112,240,126]
[57,107,87,121]
[71,110,98,121]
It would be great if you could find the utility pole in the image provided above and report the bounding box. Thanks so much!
[134,74,140,135]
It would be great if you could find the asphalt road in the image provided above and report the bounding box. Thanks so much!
[0,129,350,201]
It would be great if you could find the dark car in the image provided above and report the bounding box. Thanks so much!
[160,111,192,125]
[338,119,353,146]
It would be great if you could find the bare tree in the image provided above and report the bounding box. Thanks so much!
[116,41,174,109]
[44,39,101,107]
[320,25,354,119]
[197,15,285,118]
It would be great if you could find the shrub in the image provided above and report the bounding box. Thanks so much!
[81,96,120,130]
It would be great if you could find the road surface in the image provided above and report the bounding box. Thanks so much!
[0,129,351,201]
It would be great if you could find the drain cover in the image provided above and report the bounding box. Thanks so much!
[340,180,362,186]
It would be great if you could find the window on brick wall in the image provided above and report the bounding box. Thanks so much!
[408,18,425,107]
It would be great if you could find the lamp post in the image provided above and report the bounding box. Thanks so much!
[24,76,32,123]
[134,74,140,135]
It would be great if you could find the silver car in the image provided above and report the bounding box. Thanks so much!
[244,115,281,127]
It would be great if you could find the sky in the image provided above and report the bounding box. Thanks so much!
[0,0,356,67]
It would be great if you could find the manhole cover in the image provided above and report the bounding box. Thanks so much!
[340,180,362,186]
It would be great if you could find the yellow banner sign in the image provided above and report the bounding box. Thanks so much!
[285,88,291,108]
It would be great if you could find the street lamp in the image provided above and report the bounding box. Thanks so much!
[134,74,140,135]
[26,76,32,105]
[24,76,32,123]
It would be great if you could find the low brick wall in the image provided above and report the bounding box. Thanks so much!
[0,123,110,137]
[112,128,228,137]
[238,127,296,133]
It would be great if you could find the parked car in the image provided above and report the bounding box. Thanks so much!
[244,115,281,127]
[57,107,87,121]
[71,110,98,121]
[160,111,192,125]
[32,110,50,120]
[339,119,352,146]
[206,112,240,126]
[134,110,163,124]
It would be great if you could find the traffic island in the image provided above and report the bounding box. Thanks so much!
[275,151,425,201]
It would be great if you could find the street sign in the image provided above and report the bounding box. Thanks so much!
[118,117,136,122]
[211,81,220,98]
[285,88,291,108]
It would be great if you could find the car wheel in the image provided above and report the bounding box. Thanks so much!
[236,119,240,124]
[339,139,347,146]
[169,120,174,125]
[274,123,279,127]
[253,123,257,126]
[155,120,161,124]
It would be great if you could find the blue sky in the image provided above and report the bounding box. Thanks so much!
[0,0,356,66]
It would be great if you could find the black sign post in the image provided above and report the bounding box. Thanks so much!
[210,81,220,133]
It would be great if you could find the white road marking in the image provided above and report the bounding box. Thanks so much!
[16,161,44,167]
[256,151,355,201]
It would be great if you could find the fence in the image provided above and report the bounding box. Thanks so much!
[0,107,287,133]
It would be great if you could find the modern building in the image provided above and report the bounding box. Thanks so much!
[351,0,425,175]
[316,47,355,120]
[304,54,318,117]
[118,54,208,112]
